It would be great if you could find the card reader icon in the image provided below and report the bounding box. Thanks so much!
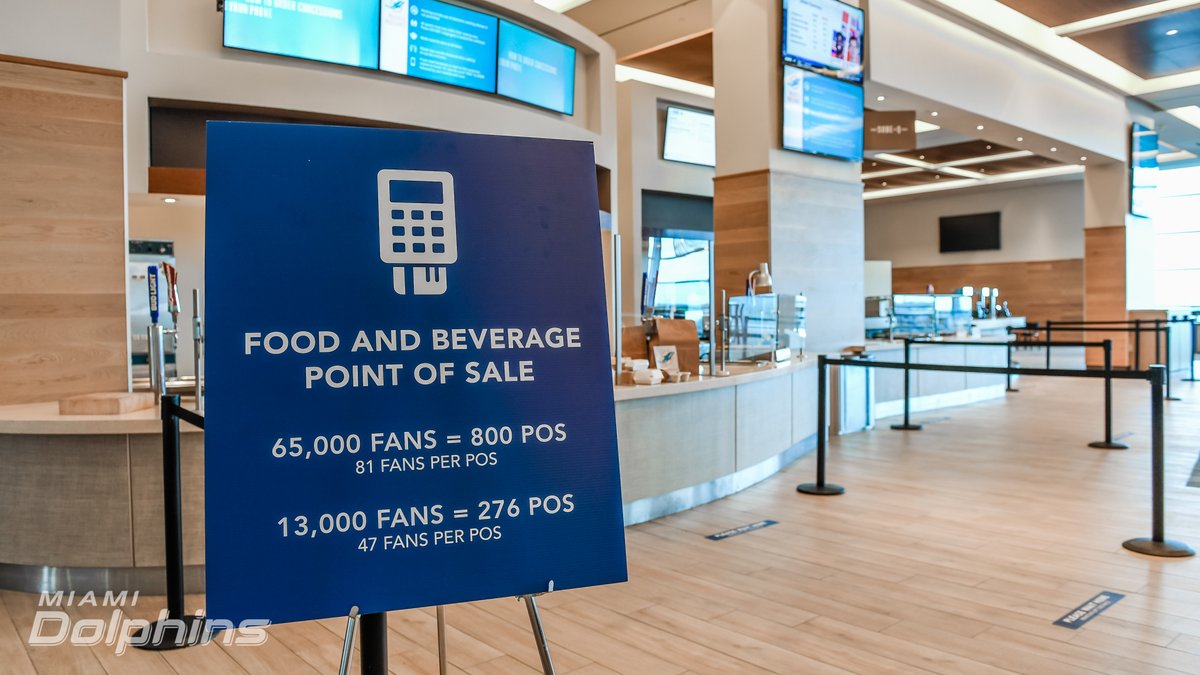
[377,169,458,295]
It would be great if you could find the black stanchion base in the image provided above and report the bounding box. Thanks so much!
[1184,379,1199,382]
[797,483,845,496]
[1166,396,1182,401]
[1088,440,1130,450]
[890,423,923,431]
[132,616,210,651]
[1006,388,1020,393]
[1122,538,1195,558]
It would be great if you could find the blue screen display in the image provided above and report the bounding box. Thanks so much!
[782,65,863,161]
[223,0,380,69]
[380,0,498,93]
[497,20,576,115]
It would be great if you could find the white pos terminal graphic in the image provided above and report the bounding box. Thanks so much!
[377,170,458,295]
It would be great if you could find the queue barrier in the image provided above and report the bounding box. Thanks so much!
[136,396,558,675]
[1032,319,1197,401]
[798,358,1194,559]
[892,338,1125,449]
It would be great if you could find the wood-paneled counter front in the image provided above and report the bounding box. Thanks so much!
[0,359,818,593]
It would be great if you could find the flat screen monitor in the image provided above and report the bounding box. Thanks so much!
[662,107,716,167]
[939,212,1001,252]
[380,0,498,93]
[497,20,576,115]
[223,0,380,69]
[782,65,863,161]
[1130,121,1158,219]
[782,0,865,82]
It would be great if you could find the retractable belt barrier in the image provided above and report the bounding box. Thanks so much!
[1028,319,1194,401]
[897,338,1125,449]
[797,358,1194,559]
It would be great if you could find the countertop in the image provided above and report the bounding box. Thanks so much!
[0,359,817,434]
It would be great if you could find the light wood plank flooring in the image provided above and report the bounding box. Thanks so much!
[2,376,1198,673]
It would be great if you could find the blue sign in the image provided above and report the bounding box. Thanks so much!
[380,0,498,92]
[497,20,576,115]
[223,0,380,69]
[204,122,627,625]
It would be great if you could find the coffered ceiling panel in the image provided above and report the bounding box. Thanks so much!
[1072,8,1200,78]
[993,0,1160,27]
[892,141,1018,164]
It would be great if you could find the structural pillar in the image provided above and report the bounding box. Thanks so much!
[711,0,864,353]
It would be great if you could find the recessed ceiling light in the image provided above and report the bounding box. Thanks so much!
[1080,156,1087,161]
[871,162,877,167]
[881,181,888,186]
[930,111,939,117]
[162,197,177,204]
[919,155,925,160]
[1166,29,1179,36]
[934,175,941,179]
[986,144,993,150]
[979,168,986,172]
[976,125,985,130]
[1016,136,1024,142]
[1050,147,1058,152]
[876,95,886,101]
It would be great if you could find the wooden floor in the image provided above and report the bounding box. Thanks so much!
[3,376,1199,674]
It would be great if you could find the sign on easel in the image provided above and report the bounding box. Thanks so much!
[204,122,627,625]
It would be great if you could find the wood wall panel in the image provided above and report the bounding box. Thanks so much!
[1084,226,1129,368]
[0,59,127,404]
[713,170,771,322]
[892,258,1084,326]
[148,166,205,195]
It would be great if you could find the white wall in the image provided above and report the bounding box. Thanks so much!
[865,180,1085,268]
[616,79,715,321]
[2,1,122,70]
[121,0,618,195]
[868,0,1127,161]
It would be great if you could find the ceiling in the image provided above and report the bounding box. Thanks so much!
[619,32,713,86]
[862,140,1072,194]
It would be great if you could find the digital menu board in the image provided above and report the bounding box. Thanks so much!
[224,0,380,69]
[781,0,864,82]
[782,65,863,161]
[662,107,716,167]
[380,0,498,93]
[497,20,576,115]
[1130,122,1158,219]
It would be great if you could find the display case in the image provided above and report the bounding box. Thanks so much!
[726,293,806,361]
[865,294,972,339]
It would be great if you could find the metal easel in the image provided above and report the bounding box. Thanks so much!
[338,585,558,675]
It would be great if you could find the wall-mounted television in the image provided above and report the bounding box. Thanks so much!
[380,0,498,93]
[497,20,577,114]
[662,106,716,167]
[781,65,863,161]
[1130,121,1158,219]
[781,0,865,83]
[939,212,1001,253]
[223,0,380,69]
[223,0,576,115]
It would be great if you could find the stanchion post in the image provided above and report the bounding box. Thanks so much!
[134,395,206,650]
[891,339,923,431]
[1164,323,1180,401]
[1122,366,1194,558]
[1154,319,1162,366]
[797,355,844,495]
[1005,339,1018,392]
[1134,319,1142,370]
[1088,340,1127,450]
[1045,321,1053,369]
[1185,318,1198,382]
[360,612,388,675]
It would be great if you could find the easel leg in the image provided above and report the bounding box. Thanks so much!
[360,612,387,675]
[437,605,447,675]
[522,595,556,675]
